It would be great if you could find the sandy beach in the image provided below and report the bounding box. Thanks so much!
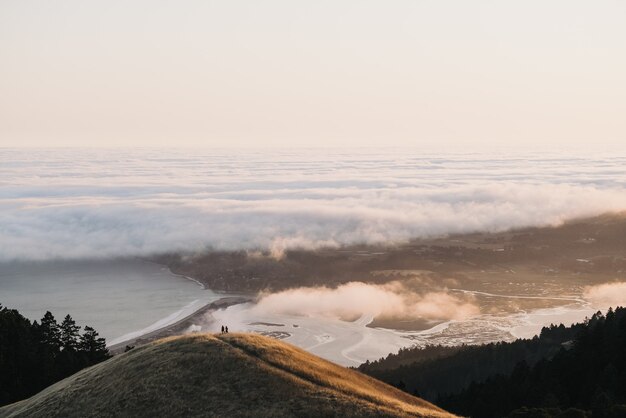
[108,296,252,354]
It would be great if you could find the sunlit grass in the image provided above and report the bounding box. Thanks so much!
[1,333,456,418]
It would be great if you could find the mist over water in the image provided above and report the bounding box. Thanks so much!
[253,281,479,322]
[1,148,626,261]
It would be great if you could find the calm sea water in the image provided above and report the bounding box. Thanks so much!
[0,258,219,344]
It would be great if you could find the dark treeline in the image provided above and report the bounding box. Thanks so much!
[0,303,110,407]
[358,344,464,373]
[358,321,583,401]
[440,307,626,417]
[359,307,626,417]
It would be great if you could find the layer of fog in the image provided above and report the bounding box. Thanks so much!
[252,281,479,322]
[2,148,626,261]
[249,280,626,335]
[584,282,626,310]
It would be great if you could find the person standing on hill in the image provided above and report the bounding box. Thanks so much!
[221,325,224,333]
[225,326,229,333]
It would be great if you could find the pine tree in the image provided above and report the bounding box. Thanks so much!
[39,311,61,353]
[1,307,111,407]
[60,314,81,351]
[80,326,109,362]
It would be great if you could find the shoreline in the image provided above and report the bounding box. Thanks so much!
[105,259,255,354]
[140,258,208,290]
[107,296,252,354]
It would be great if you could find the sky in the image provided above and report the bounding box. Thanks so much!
[0,1,625,149]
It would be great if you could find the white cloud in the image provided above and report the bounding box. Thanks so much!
[252,281,480,321]
[1,148,626,260]
[583,282,626,309]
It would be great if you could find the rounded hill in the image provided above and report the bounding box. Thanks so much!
[0,333,454,418]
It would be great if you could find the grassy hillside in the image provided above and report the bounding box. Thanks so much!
[0,333,455,418]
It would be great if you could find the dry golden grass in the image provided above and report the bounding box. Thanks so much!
[0,333,456,418]
[218,333,452,417]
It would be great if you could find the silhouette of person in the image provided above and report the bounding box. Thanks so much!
[225,326,229,333]
[221,325,224,334]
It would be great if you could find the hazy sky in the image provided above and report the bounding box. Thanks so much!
[1,1,625,149]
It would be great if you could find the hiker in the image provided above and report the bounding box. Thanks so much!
[225,326,229,333]
[221,325,224,334]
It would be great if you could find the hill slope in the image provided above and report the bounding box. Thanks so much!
[358,321,582,400]
[361,307,626,417]
[0,333,454,418]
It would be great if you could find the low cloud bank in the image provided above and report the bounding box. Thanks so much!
[253,281,479,322]
[583,282,626,309]
[2,148,626,261]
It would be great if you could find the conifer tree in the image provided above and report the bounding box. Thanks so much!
[80,326,110,361]
[60,314,81,351]
[39,311,61,353]
[1,306,110,407]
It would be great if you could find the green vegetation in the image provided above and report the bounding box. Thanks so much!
[440,307,626,417]
[360,307,626,418]
[0,304,109,407]
[0,333,455,418]
[359,322,582,400]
